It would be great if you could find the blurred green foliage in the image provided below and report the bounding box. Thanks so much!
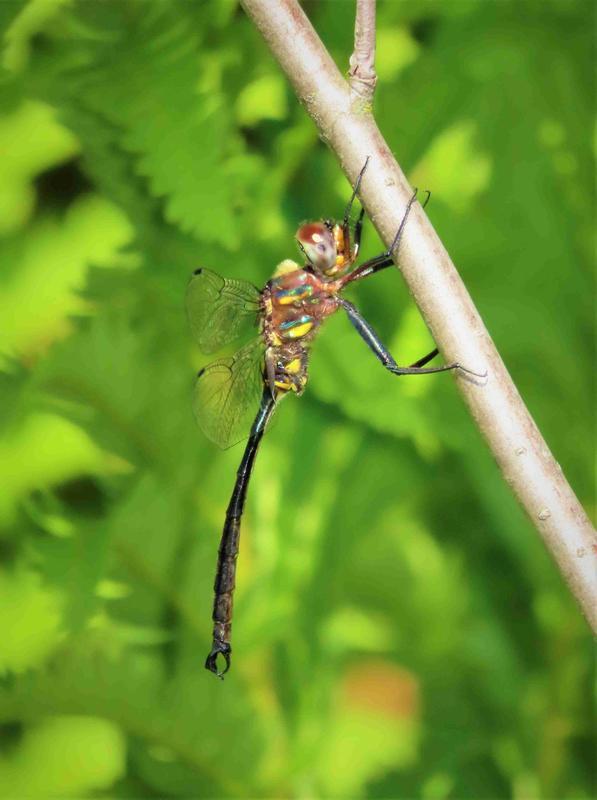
[0,0,594,797]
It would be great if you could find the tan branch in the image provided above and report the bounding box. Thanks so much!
[240,0,597,631]
[348,0,377,109]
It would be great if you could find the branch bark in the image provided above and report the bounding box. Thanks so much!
[240,0,597,632]
[348,0,377,109]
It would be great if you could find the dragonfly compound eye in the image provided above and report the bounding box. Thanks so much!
[296,222,337,274]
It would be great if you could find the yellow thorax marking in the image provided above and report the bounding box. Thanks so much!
[273,258,300,278]
[277,287,312,305]
[286,358,301,374]
[285,320,313,339]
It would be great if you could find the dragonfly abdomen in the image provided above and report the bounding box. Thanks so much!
[269,345,309,394]
[211,514,240,647]
[205,390,276,678]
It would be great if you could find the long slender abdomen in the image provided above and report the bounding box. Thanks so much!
[204,390,276,678]
[211,514,240,649]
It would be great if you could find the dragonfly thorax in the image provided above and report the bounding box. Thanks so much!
[261,266,341,397]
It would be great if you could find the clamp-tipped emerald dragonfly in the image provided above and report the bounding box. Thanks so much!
[186,160,483,678]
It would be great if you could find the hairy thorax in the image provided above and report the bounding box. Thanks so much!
[260,260,341,396]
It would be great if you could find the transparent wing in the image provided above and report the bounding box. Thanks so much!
[185,268,261,355]
[193,339,265,449]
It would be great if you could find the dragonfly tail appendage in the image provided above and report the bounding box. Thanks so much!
[205,642,231,678]
[205,637,232,679]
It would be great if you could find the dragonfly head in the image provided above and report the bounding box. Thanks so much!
[296,222,339,278]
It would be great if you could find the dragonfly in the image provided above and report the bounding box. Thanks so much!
[186,160,483,678]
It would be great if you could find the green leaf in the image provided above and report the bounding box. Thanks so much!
[0,99,79,234]
[0,566,63,674]
[68,3,237,245]
[2,0,68,72]
[0,194,135,362]
[0,412,126,525]
[236,74,288,126]
[0,715,125,797]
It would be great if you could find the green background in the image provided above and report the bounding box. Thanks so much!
[0,1,593,797]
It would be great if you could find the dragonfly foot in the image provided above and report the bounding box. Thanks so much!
[457,363,488,381]
[205,641,231,679]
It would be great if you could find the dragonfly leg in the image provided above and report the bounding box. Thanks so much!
[341,159,369,262]
[351,206,366,261]
[341,188,423,286]
[409,348,439,368]
[339,298,486,379]
[343,157,369,226]
[338,205,366,268]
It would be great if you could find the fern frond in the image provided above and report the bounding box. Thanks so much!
[73,3,237,246]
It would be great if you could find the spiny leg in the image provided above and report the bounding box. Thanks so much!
[343,157,369,226]
[351,206,366,262]
[409,348,439,369]
[338,298,485,379]
[342,160,369,262]
[342,187,425,286]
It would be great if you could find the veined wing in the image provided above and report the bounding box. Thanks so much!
[193,338,265,449]
[186,268,261,354]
